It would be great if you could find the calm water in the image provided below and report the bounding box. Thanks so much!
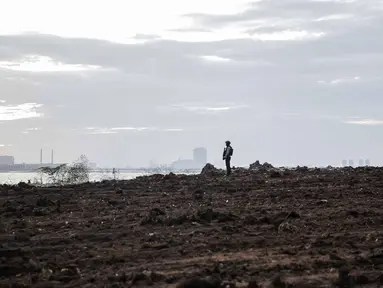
[0,171,147,184]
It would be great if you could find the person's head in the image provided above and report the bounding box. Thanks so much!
[225,140,231,147]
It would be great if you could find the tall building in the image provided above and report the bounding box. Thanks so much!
[365,159,370,166]
[341,160,347,167]
[0,155,14,165]
[358,159,364,167]
[193,147,207,167]
[348,160,354,167]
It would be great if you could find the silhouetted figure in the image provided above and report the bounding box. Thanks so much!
[223,140,233,176]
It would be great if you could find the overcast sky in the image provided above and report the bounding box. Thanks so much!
[0,0,382,168]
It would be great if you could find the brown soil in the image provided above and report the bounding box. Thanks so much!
[1,167,383,287]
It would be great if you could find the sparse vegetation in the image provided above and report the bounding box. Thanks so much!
[38,155,90,185]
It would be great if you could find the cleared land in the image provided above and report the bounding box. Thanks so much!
[1,166,383,287]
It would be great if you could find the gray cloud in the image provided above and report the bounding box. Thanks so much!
[0,0,382,166]
[185,0,379,31]
[133,34,161,40]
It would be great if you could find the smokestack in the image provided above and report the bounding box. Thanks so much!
[40,149,43,164]
[51,150,54,164]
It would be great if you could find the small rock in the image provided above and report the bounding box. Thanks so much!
[250,161,274,170]
[165,276,177,284]
[132,272,152,285]
[270,171,282,178]
[194,190,204,200]
[150,271,165,282]
[221,281,236,288]
[177,277,220,288]
[41,268,53,280]
[271,274,287,288]
[287,211,300,219]
[353,274,369,285]
[337,267,352,288]
[29,259,39,270]
[14,232,30,242]
[36,197,54,207]
[248,279,259,288]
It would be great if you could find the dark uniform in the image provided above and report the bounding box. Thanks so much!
[223,141,234,176]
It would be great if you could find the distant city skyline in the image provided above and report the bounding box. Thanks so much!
[0,148,376,169]
[342,158,371,167]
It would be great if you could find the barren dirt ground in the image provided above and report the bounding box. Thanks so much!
[1,167,383,287]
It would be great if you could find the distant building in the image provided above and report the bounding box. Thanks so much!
[365,159,370,166]
[171,147,208,170]
[358,159,364,167]
[193,147,207,168]
[348,160,354,167]
[0,155,14,165]
[341,160,347,167]
[171,159,197,170]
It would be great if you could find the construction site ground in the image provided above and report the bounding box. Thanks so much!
[1,166,383,287]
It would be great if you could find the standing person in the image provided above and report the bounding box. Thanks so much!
[223,140,234,176]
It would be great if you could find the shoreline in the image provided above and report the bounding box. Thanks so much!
[0,168,202,174]
[0,164,377,186]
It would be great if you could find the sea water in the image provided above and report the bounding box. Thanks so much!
[0,171,146,185]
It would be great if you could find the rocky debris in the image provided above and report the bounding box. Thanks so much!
[193,190,204,200]
[2,200,17,213]
[17,182,32,189]
[53,265,82,283]
[369,254,383,267]
[336,267,353,287]
[247,279,260,288]
[334,268,372,287]
[33,207,51,217]
[195,208,237,223]
[177,277,221,288]
[113,270,166,286]
[2,167,383,287]
[269,171,283,178]
[263,162,274,169]
[296,166,309,172]
[115,187,123,194]
[0,219,5,233]
[249,161,274,170]
[36,197,55,207]
[14,231,31,242]
[270,274,288,288]
[140,207,167,225]
[163,172,178,180]
[201,164,224,176]
[141,207,237,226]
[249,161,262,169]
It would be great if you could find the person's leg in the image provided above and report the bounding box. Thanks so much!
[225,157,231,175]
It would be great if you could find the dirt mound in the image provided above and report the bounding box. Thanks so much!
[141,207,237,226]
[200,163,223,176]
[1,167,383,287]
[249,160,274,170]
